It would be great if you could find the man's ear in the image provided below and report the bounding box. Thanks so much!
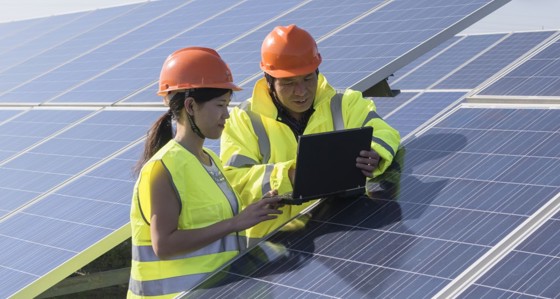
[184,97,195,115]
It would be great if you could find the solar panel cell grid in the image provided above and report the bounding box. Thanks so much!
[69,0,304,104]
[0,5,140,73]
[384,92,465,137]
[0,141,147,297]
[463,213,560,298]
[0,1,184,99]
[434,31,556,89]
[478,39,560,97]
[393,34,505,90]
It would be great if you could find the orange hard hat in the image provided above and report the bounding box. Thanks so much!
[260,24,322,78]
[158,47,241,96]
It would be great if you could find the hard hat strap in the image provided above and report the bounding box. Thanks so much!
[186,108,206,139]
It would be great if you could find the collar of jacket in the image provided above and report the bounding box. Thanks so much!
[249,73,336,120]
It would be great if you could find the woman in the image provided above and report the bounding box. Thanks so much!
[128,47,282,298]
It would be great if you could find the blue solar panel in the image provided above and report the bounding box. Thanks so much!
[320,0,509,91]
[61,0,304,104]
[0,109,25,123]
[0,108,162,297]
[393,34,505,90]
[385,92,465,137]
[0,19,47,43]
[477,37,560,97]
[373,92,418,116]
[390,36,462,85]
[0,109,93,163]
[0,1,227,104]
[434,31,556,89]
[179,106,560,298]
[0,0,185,100]
[0,110,161,219]
[462,211,560,298]
[0,5,140,72]
[0,12,87,57]
[0,143,146,298]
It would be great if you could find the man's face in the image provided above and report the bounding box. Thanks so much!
[272,72,318,120]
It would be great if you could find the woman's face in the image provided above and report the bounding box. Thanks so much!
[191,91,231,139]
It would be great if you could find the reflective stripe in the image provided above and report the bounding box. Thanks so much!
[129,273,208,297]
[261,164,274,195]
[240,101,270,163]
[362,110,381,126]
[225,154,258,168]
[132,234,242,262]
[330,92,344,131]
[237,235,248,251]
[372,136,395,157]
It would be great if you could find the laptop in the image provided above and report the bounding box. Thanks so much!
[277,126,373,205]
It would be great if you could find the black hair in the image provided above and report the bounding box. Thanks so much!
[134,88,230,175]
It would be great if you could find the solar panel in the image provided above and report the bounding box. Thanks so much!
[180,106,560,298]
[0,18,47,43]
[390,36,462,86]
[0,109,94,163]
[461,211,560,298]
[0,1,184,100]
[0,109,26,123]
[372,92,418,117]
[333,0,511,92]
[0,4,141,72]
[0,109,162,298]
[475,35,560,97]
[0,12,88,56]
[434,31,556,89]
[61,0,304,104]
[384,91,466,137]
[392,34,505,90]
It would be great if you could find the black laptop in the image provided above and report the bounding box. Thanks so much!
[278,126,373,205]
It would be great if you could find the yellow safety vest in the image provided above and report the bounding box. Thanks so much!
[128,140,245,299]
[220,74,400,242]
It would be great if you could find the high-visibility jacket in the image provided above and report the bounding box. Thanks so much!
[128,140,245,299]
[220,74,400,241]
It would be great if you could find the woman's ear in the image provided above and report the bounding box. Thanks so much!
[184,97,195,116]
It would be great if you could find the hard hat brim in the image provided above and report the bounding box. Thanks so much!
[260,60,320,78]
[157,82,242,96]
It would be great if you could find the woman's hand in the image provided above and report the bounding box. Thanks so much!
[232,190,282,231]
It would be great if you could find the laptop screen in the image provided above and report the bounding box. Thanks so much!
[289,126,373,203]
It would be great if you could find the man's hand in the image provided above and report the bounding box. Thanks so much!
[356,149,380,178]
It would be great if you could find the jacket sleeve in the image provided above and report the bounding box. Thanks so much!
[220,107,295,206]
[342,89,401,177]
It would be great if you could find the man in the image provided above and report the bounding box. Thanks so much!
[221,24,400,244]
